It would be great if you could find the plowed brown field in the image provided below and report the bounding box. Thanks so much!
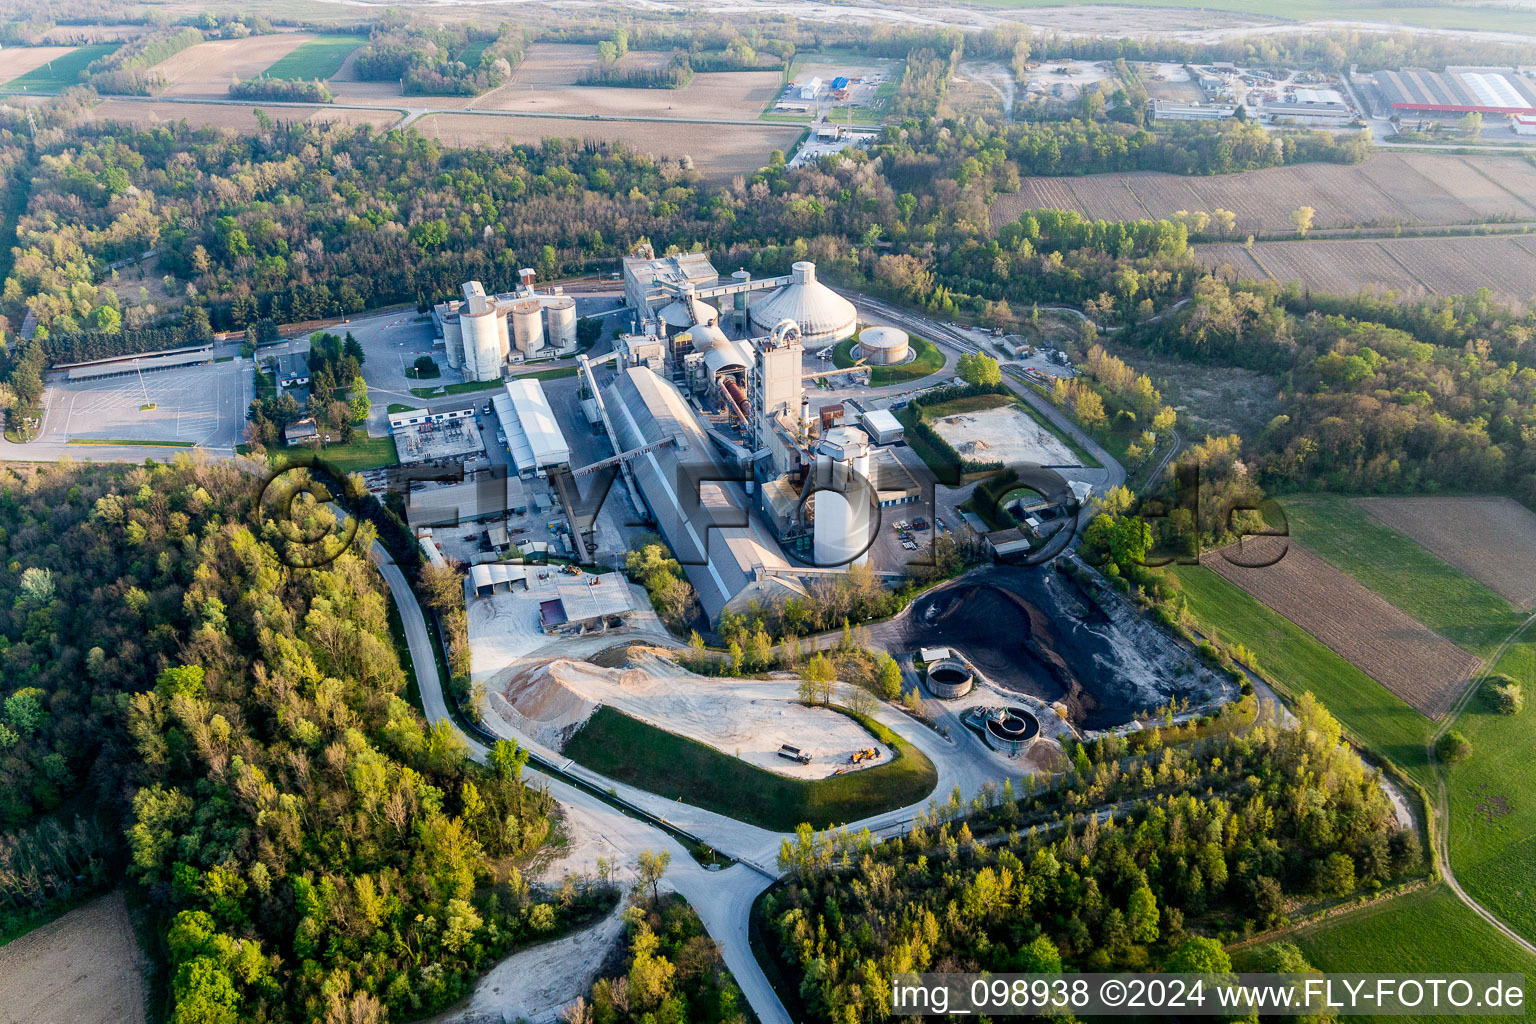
[1204,537,1480,718]
[1356,496,1536,612]
[0,890,146,1024]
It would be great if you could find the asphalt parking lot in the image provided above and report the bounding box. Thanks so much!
[37,358,250,448]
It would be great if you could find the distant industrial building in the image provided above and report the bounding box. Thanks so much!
[1376,67,1536,116]
[798,76,822,100]
[491,378,571,476]
[1515,113,1536,135]
[432,270,580,382]
[1262,87,1353,125]
[1152,99,1237,121]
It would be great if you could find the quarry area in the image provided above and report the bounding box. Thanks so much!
[930,404,1077,467]
[486,653,892,779]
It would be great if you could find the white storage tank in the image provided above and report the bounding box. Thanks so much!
[545,295,577,352]
[462,309,503,381]
[442,316,464,369]
[858,325,910,365]
[511,298,545,355]
[812,426,873,568]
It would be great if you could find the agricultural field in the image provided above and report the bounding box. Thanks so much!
[468,43,781,120]
[1203,538,1481,719]
[1356,496,1536,612]
[260,33,368,81]
[945,61,1012,120]
[1198,233,1536,310]
[991,153,1536,236]
[152,33,316,98]
[0,890,147,1024]
[1240,884,1536,1021]
[1,43,118,91]
[84,98,400,131]
[412,113,802,183]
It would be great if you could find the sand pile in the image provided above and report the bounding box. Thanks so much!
[491,656,890,779]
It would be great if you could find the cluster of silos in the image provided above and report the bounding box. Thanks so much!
[811,425,873,568]
[857,325,911,365]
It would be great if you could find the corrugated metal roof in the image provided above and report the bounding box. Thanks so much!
[493,378,571,474]
[608,366,798,621]
[748,262,857,347]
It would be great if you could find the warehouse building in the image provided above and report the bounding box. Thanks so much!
[491,378,571,476]
[605,364,806,623]
[1375,67,1536,116]
[405,470,528,530]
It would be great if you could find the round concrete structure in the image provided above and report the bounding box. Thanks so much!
[510,299,544,356]
[857,325,911,365]
[442,316,464,369]
[982,706,1040,755]
[925,657,974,699]
[461,309,503,381]
[545,295,577,351]
[812,425,873,568]
[749,261,857,351]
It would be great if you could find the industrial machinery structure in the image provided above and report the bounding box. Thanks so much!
[811,425,874,568]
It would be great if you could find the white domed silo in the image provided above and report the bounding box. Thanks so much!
[812,425,873,568]
[659,285,720,333]
[545,295,577,352]
[510,298,545,356]
[442,315,464,369]
[858,325,910,365]
[748,261,857,351]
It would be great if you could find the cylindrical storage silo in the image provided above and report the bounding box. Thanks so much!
[443,316,464,369]
[462,309,502,382]
[545,296,577,352]
[510,299,544,355]
[495,311,511,363]
[858,325,910,365]
[812,426,872,568]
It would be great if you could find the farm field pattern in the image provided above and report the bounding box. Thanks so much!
[1202,538,1481,719]
[150,33,316,98]
[1196,234,1536,309]
[1355,496,1536,612]
[991,153,1536,234]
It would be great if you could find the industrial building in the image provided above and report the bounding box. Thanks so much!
[860,407,904,445]
[388,407,483,464]
[1152,99,1236,121]
[798,76,822,100]
[432,270,581,382]
[49,342,215,381]
[604,363,808,622]
[1375,67,1536,116]
[1262,87,1354,125]
[405,469,528,530]
[1514,113,1536,135]
[747,262,858,351]
[491,378,572,476]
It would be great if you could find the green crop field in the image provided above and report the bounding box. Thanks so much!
[967,0,1536,35]
[563,705,937,831]
[1165,563,1435,785]
[1282,495,1517,655]
[456,40,489,66]
[1240,885,1536,1023]
[1231,494,1536,944]
[3,43,119,91]
[261,34,368,81]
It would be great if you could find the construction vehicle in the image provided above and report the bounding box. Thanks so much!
[849,747,878,765]
[778,744,813,765]
[559,564,584,576]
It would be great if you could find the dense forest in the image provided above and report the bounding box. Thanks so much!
[764,697,1418,1023]
[0,458,609,1022]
